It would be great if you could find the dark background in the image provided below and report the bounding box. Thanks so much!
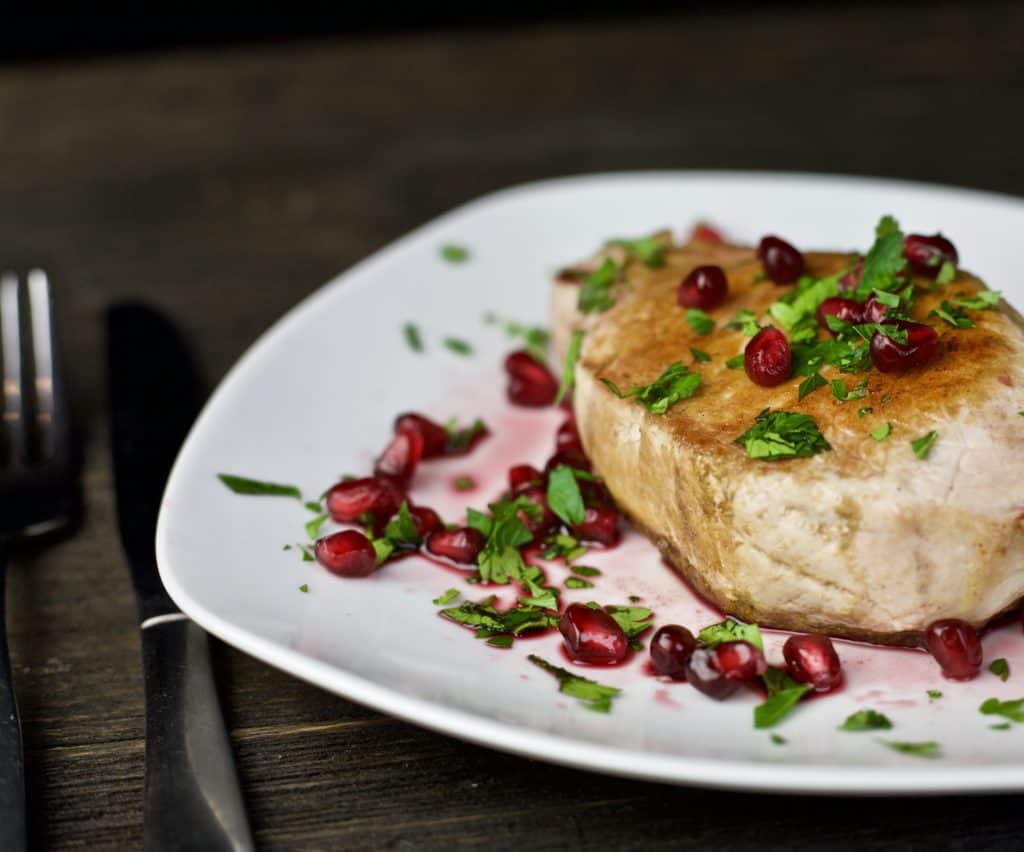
[4,4,1024,849]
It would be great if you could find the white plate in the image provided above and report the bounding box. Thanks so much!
[157,172,1024,795]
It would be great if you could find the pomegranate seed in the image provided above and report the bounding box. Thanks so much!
[326,477,404,523]
[838,259,864,293]
[870,320,939,373]
[555,417,583,452]
[816,297,864,329]
[904,233,958,278]
[315,530,377,577]
[374,429,424,484]
[861,295,889,323]
[519,486,560,537]
[650,625,697,679]
[924,619,982,680]
[393,412,448,458]
[757,236,805,284]
[559,603,629,664]
[505,350,558,407]
[685,641,767,700]
[571,505,620,546]
[425,527,485,565]
[677,265,728,310]
[783,634,842,692]
[691,222,723,243]
[508,464,544,493]
[406,505,442,538]
[545,447,591,474]
[579,478,613,509]
[744,327,792,386]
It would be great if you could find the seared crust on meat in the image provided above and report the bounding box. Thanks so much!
[552,235,1024,645]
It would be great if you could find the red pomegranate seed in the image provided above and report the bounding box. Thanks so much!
[579,478,613,509]
[315,530,377,577]
[555,417,583,452]
[425,527,485,565]
[559,603,629,664]
[783,634,842,692]
[838,259,864,293]
[685,640,767,700]
[691,222,723,243]
[545,447,591,474]
[519,487,560,537]
[870,320,939,373]
[374,429,424,484]
[757,236,805,284]
[904,233,958,278]
[326,477,405,523]
[924,619,982,680]
[571,505,620,546]
[816,296,864,329]
[393,412,448,458]
[406,505,442,538]
[677,265,729,310]
[650,625,697,680]
[861,295,889,323]
[508,464,544,493]
[505,350,558,407]
[744,327,792,386]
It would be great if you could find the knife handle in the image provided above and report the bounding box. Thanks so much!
[141,616,255,852]
[0,556,28,852]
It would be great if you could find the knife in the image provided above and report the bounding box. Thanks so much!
[107,304,255,852]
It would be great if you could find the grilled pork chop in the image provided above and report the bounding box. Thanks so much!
[551,230,1024,645]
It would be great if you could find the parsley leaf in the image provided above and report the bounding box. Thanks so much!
[855,215,907,300]
[935,261,956,285]
[486,635,514,648]
[541,532,588,563]
[600,604,655,641]
[606,234,666,268]
[927,689,943,700]
[768,271,843,333]
[990,659,1010,681]
[980,697,1024,722]
[299,583,309,593]
[991,722,1012,731]
[442,597,557,637]
[735,409,831,460]
[600,362,702,414]
[305,513,327,540]
[443,337,474,356]
[570,564,601,577]
[797,372,827,401]
[910,430,938,459]
[952,290,1001,310]
[546,465,586,527]
[433,588,460,606]
[698,618,763,651]
[440,244,469,263]
[725,309,761,337]
[831,377,868,403]
[578,258,619,314]
[725,353,746,370]
[879,740,941,759]
[771,733,786,745]
[528,654,621,713]
[218,474,302,500]
[870,422,892,442]
[690,348,711,363]
[384,501,421,546]
[565,577,594,589]
[762,666,801,696]
[468,495,541,584]
[840,709,893,731]
[930,300,974,328]
[403,322,424,352]
[445,417,488,452]
[754,684,812,729]
[686,308,715,335]
[555,329,584,406]
[454,475,475,492]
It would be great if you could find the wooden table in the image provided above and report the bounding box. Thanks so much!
[5,5,1024,849]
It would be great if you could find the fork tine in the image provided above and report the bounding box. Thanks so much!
[0,274,26,466]
[26,270,55,460]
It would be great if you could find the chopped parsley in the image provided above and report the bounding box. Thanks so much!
[528,654,621,713]
[990,659,1010,681]
[440,243,469,263]
[980,697,1024,723]
[725,309,761,337]
[762,666,800,696]
[754,683,811,729]
[831,377,868,403]
[443,337,474,356]
[541,532,587,563]
[879,740,941,759]
[771,733,786,746]
[927,689,943,700]
[516,565,560,610]
[839,709,893,731]
[403,322,424,352]
[797,372,827,401]
[299,583,309,593]
[991,722,1012,731]
[384,501,421,546]
[910,430,938,460]
[570,564,601,577]
[600,362,702,414]
[685,308,715,335]
[725,353,746,370]
[442,597,557,638]
[565,577,595,590]
[305,513,328,540]
[432,588,460,606]
[690,347,711,363]
[218,474,302,500]
[698,618,763,651]
[601,604,655,645]
[578,258,619,314]
[605,234,666,268]
[930,300,974,328]
[555,329,584,406]
[305,500,323,513]
[467,495,541,584]
[935,261,956,285]
[486,635,514,648]
[454,476,475,492]
[546,465,587,527]
[870,422,892,442]
[484,314,549,362]
[445,417,488,452]
[769,270,843,336]
[735,409,831,461]
[952,290,1001,310]
[300,547,314,563]
[854,215,907,301]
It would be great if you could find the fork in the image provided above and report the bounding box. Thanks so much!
[0,270,77,852]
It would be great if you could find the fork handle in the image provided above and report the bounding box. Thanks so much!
[141,615,254,852]
[0,552,28,852]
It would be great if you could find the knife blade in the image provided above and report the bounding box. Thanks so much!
[107,304,255,852]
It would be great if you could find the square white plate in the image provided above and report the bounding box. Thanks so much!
[157,172,1024,794]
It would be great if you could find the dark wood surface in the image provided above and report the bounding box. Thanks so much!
[4,4,1024,849]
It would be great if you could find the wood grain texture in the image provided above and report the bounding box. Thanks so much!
[2,4,1024,849]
